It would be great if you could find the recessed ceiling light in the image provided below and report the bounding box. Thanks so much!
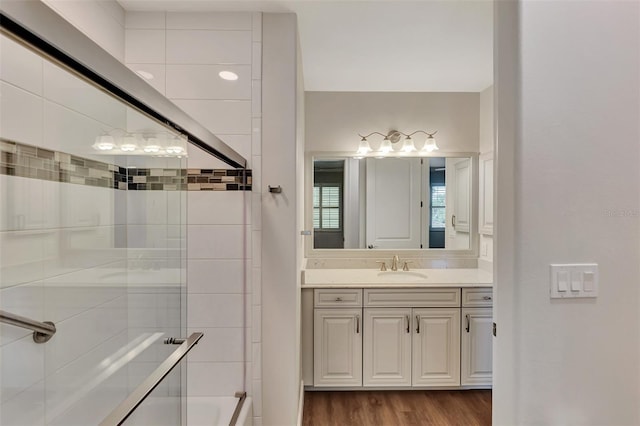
[136,70,154,80]
[219,71,239,81]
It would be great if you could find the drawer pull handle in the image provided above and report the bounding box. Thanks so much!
[406,315,410,333]
[483,296,492,301]
[335,297,343,302]
[465,314,470,333]
[415,315,420,334]
[356,315,360,334]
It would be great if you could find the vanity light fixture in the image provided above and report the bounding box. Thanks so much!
[218,70,239,81]
[356,130,438,157]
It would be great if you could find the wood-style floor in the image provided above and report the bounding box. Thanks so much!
[302,390,491,426]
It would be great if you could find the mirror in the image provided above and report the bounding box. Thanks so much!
[312,155,474,250]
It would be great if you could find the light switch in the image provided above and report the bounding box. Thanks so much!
[571,271,581,292]
[557,271,568,292]
[583,271,595,292]
[550,263,598,299]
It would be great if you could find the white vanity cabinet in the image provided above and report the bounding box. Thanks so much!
[305,283,493,390]
[363,289,461,387]
[313,289,363,387]
[461,289,493,387]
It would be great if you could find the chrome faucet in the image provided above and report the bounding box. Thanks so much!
[391,255,400,271]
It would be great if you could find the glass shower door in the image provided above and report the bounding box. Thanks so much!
[0,32,188,425]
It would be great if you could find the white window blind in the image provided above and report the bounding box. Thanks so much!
[313,185,341,230]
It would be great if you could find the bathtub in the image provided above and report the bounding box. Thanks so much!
[188,396,253,426]
[126,396,252,426]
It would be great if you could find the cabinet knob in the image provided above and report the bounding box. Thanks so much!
[483,296,492,300]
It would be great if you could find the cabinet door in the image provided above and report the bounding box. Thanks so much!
[412,308,460,386]
[363,308,412,387]
[313,308,362,387]
[461,308,493,386]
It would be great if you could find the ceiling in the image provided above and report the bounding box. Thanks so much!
[117,1,493,92]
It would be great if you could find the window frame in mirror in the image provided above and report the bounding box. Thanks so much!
[304,151,480,259]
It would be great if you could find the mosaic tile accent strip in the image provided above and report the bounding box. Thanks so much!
[0,139,250,191]
[184,168,252,191]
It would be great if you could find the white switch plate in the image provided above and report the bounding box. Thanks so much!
[550,264,599,299]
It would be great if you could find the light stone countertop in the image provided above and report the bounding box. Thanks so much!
[302,268,493,288]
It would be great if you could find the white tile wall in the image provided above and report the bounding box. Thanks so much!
[0,82,44,147]
[187,225,245,259]
[186,327,244,362]
[187,294,244,328]
[125,29,166,63]
[186,362,244,396]
[166,30,252,64]
[0,36,44,95]
[172,99,252,135]
[166,12,252,31]
[125,12,263,422]
[43,61,127,129]
[0,381,45,426]
[125,11,166,30]
[166,65,252,100]
[126,63,166,94]
[0,335,45,403]
[187,259,245,294]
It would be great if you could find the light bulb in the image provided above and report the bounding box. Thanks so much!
[94,134,115,151]
[120,135,137,152]
[357,138,372,155]
[422,135,439,152]
[378,138,393,155]
[401,136,416,152]
[166,146,184,155]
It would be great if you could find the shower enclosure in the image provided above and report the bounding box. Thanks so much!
[0,2,247,425]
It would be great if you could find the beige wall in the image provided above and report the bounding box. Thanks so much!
[305,92,480,153]
[495,1,640,424]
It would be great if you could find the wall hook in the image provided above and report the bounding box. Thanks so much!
[268,185,282,194]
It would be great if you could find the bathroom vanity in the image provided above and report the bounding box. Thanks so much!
[301,268,493,390]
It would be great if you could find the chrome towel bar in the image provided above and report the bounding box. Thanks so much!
[99,332,203,426]
[0,309,56,343]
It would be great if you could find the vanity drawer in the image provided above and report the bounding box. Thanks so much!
[314,289,363,307]
[364,288,460,308]
[462,288,493,307]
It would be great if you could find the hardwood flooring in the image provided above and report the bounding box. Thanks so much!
[302,390,491,426]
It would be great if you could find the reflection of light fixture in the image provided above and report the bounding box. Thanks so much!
[356,129,438,157]
[218,71,238,81]
[165,146,184,155]
[93,134,115,150]
[91,130,188,157]
[120,135,138,152]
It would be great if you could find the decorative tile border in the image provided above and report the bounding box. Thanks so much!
[0,139,250,191]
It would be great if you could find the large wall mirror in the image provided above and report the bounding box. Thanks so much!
[309,154,477,252]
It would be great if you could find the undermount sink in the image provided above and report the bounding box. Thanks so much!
[377,270,428,281]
